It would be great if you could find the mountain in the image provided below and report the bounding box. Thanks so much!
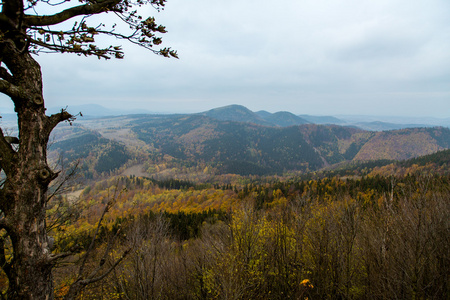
[255,110,272,119]
[41,103,449,130]
[261,111,310,127]
[339,115,450,129]
[354,127,450,161]
[201,105,272,126]
[46,107,450,176]
[352,121,431,131]
[49,124,132,176]
[128,117,449,173]
[298,115,346,125]
[131,114,330,174]
[399,148,450,168]
[203,105,309,127]
[202,105,438,130]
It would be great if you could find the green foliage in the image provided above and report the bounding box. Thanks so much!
[221,160,270,176]
[343,142,360,160]
[162,209,228,240]
[50,132,108,162]
[399,148,450,167]
[94,142,130,174]
[427,127,450,147]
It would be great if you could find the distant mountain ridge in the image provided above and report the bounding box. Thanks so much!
[352,121,432,131]
[48,110,450,176]
[202,105,310,127]
[135,118,449,174]
[259,111,310,127]
[299,115,346,125]
[198,104,448,131]
[34,103,450,130]
[201,105,273,126]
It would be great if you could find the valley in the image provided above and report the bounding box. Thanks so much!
[47,105,450,179]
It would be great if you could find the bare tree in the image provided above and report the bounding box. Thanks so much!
[109,213,170,300]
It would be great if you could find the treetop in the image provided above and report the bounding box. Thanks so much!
[0,0,178,60]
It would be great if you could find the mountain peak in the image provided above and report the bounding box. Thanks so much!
[201,105,272,126]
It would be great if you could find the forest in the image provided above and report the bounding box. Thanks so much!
[22,155,447,299]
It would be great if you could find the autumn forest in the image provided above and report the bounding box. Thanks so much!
[43,145,450,299]
[0,104,449,299]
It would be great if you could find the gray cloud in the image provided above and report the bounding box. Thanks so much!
[1,0,449,117]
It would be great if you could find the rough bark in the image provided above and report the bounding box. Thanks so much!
[2,56,57,300]
[0,6,72,298]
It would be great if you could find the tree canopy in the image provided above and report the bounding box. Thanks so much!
[1,0,178,60]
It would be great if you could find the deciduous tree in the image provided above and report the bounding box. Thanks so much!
[0,0,176,298]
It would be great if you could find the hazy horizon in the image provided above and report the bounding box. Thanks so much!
[1,102,450,122]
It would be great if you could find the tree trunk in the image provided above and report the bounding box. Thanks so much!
[4,109,55,299]
[0,39,68,300]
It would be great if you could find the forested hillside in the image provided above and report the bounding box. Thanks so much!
[49,127,133,178]
[132,115,325,174]
[45,167,449,299]
[354,127,450,160]
[47,111,450,178]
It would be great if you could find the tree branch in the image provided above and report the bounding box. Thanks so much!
[62,247,131,300]
[47,244,83,264]
[0,67,14,83]
[47,160,80,204]
[81,247,131,285]
[85,225,124,280]
[29,37,122,59]
[77,200,111,274]
[62,185,129,300]
[45,109,75,138]
[24,0,122,27]
[0,128,17,176]
[0,78,23,99]
[0,217,13,277]
[1,0,23,21]
[0,234,12,278]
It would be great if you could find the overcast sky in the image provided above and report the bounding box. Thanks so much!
[2,0,450,117]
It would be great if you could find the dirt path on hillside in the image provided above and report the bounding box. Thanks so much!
[65,189,83,203]
[121,164,150,177]
[100,128,148,149]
